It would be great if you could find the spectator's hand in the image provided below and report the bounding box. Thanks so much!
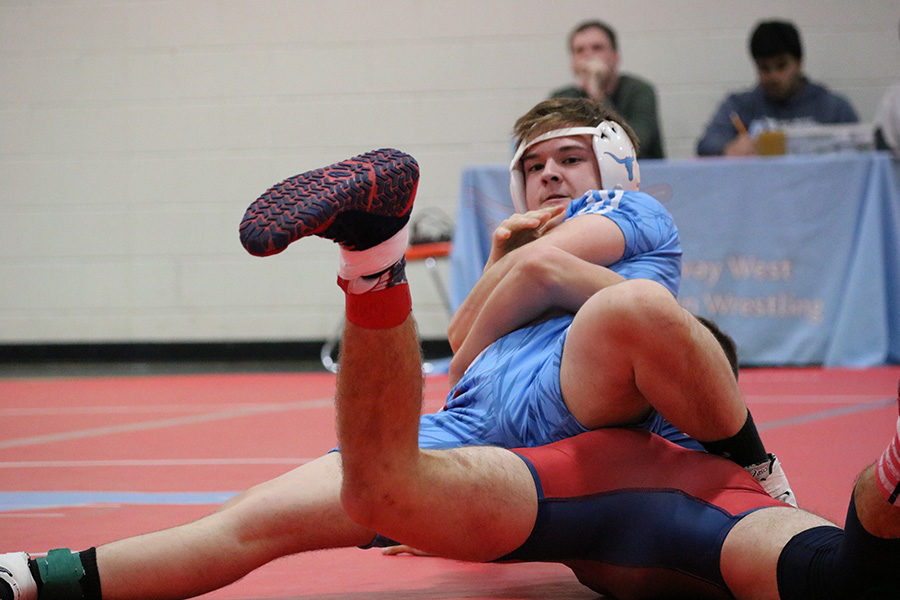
[486,205,566,269]
[576,57,610,100]
[723,133,756,157]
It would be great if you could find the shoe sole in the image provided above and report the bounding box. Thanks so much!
[239,148,419,256]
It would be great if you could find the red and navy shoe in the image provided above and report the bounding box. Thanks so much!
[239,148,418,257]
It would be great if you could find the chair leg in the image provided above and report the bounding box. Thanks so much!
[320,319,343,373]
[424,256,453,316]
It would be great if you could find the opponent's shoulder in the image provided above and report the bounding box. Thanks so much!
[567,189,668,218]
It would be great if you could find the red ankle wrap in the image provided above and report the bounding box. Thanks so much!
[343,283,411,329]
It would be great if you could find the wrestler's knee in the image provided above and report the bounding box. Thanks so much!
[218,480,300,549]
[340,476,400,533]
[340,465,369,517]
[340,457,423,534]
[218,459,345,554]
[583,279,684,340]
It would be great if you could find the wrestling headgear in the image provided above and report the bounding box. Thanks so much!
[509,120,640,213]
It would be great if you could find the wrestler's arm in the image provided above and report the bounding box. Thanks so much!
[448,206,564,351]
[449,243,624,384]
[448,211,627,352]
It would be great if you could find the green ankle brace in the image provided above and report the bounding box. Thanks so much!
[34,548,85,599]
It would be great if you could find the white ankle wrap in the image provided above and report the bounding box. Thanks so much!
[338,224,409,280]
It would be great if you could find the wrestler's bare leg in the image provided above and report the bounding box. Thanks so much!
[719,464,900,599]
[722,399,900,600]
[94,453,373,599]
[561,278,745,440]
[337,317,536,562]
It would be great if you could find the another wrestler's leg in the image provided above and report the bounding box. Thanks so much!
[721,385,900,599]
[560,279,793,504]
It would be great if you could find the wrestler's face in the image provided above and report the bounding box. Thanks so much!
[522,134,602,212]
[755,53,803,102]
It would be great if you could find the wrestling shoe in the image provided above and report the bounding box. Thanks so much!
[746,453,798,507]
[239,148,419,256]
[0,553,37,600]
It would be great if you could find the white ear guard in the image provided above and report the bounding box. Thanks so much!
[509,121,640,213]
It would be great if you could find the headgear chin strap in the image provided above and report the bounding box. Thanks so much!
[509,121,641,213]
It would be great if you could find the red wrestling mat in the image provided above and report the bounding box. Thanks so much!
[1,366,898,599]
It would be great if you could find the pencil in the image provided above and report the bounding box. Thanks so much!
[730,112,748,136]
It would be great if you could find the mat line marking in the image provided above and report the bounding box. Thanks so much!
[2,396,893,452]
[0,398,333,450]
[747,394,892,404]
[0,393,884,418]
[757,397,895,431]
[0,457,317,468]
[0,491,240,512]
[0,403,328,416]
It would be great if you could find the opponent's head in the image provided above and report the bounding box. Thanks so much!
[694,315,739,380]
[510,97,641,213]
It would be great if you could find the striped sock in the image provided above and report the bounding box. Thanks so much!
[876,416,900,504]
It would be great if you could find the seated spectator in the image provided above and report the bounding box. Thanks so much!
[550,20,665,159]
[697,19,858,157]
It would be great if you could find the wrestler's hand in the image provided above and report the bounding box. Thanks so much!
[381,544,433,557]
[486,204,566,269]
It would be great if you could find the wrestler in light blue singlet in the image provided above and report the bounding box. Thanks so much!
[418,189,697,450]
